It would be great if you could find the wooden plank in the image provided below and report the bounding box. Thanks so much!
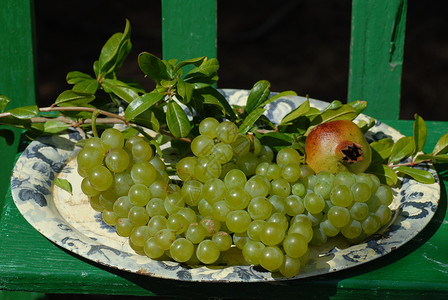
[0,0,37,199]
[161,0,217,62]
[348,0,407,120]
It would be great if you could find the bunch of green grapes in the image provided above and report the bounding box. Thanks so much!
[76,118,394,278]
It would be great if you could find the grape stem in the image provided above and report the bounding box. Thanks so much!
[388,159,432,168]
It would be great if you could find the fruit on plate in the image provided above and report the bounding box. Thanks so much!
[305,120,372,174]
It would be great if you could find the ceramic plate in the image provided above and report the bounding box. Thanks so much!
[11,89,440,282]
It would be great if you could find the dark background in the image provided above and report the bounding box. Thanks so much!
[35,0,448,121]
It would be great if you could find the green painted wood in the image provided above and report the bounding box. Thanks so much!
[348,0,407,120]
[161,0,217,62]
[0,0,37,199]
[1,121,447,297]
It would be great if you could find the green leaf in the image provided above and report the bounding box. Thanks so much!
[245,80,270,114]
[174,56,206,72]
[185,58,219,78]
[43,120,71,134]
[66,71,94,84]
[177,79,194,104]
[415,153,448,164]
[367,163,398,186]
[280,99,310,125]
[55,90,96,106]
[432,132,448,155]
[8,105,39,119]
[395,166,435,184]
[413,114,427,155]
[348,100,367,115]
[54,178,72,194]
[238,108,265,134]
[259,132,294,152]
[388,136,415,165]
[370,138,394,163]
[138,52,171,82]
[305,104,357,135]
[260,90,297,107]
[323,100,343,111]
[0,94,12,112]
[101,78,139,103]
[197,87,237,120]
[132,109,160,132]
[0,128,15,145]
[124,91,164,122]
[166,100,191,138]
[358,117,375,134]
[72,79,99,94]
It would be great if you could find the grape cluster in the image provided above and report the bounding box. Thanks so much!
[77,119,393,278]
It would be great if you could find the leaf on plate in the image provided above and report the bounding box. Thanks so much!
[280,99,310,125]
[432,132,448,155]
[366,163,398,186]
[43,120,71,134]
[348,100,367,115]
[395,166,435,184]
[305,104,357,135]
[166,100,191,138]
[370,138,394,163]
[66,71,94,84]
[101,78,139,103]
[245,80,270,114]
[261,90,297,107]
[54,178,72,194]
[388,136,415,165]
[238,107,265,134]
[138,52,171,82]
[415,153,448,164]
[0,94,11,112]
[413,114,427,155]
[8,105,39,119]
[124,91,164,122]
[55,90,96,106]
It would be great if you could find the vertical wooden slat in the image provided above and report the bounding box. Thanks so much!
[348,0,407,120]
[0,0,37,197]
[161,0,217,62]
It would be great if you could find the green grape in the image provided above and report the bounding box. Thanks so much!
[236,152,257,176]
[376,185,393,206]
[225,187,251,210]
[283,232,308,258]
[351,182,371,203]
[349,201,369,221]
[224,168,247,189]
[212,200,231,222]
[99,194,114,211]
[315,170,335,184]
[257,145,274,164]
[270,177,291,198]
[199,117,219,138]
[101,128,124,149]
[147,216,167,236]
[226,210,251,233]
[125,135,144,151]
[167,213,189,234]
[89,166,114,192]
[191,135,215,157]
[84,137,106,152]
[341,219,362,239]
[149,179,170,199]
[259,246,284,272]
[291,182,307,197]
[247,197,273,220]
[177,207,197,224]
[116,218,134,237]
[334,171,356,187]
[330,184,354,207]
[129,238,144,255]
[128,183,151,206]
[268,195,287,215]
[77,165,90,178]
[176,156,197,181]
[128,206,150,226]
[146,197,167,217]
[362,214,381,235]
[169,238,194,263]
[255,162,270,177]
[267,212,289,232]
[196,240,220,264]
[216,121,238,144]
[285,195,305,216]
[81,177,100,197]
[77,147,104,170]
[303,175,317,190]
[281,163,301,182]
[149,156,165,171]
[368,174,381,194]
[266,163,282,181]
[89,195,103,212]
[288,222,313,243]
[154,228,176,250]
[309,226,327,246]
[113,195,133,218]
[198,198,214,217]
[260,222,285,246]
[200,218,221,236]
[327,206,350,228]
[233,232,250,249]
[242,241,265,266]
[304,192,325,214]
[212,231,232,251]
[164,192,185,215]
[219,162,238,179]
[319,218,340,237]
[314,180,332,199]
[202,178,226,204]
[131,161,158,187]
[211,143,234,165]
[130,139,154,162]
[366,195,380,212]
[300,164,315,179]
[247,220,267,242]
[144,237,165,259]
[181,180,203,206]
[130,225,151,248]
[276,147,301,165]
[307,211,323,227]
[375,204,392,226]
[355,173,374,188]
[279,255,301,278]
[245,175,270,198]
[290,214,313,229]
[102,210,118,226]
[231,133,250,157]
[113,172,134,197]
[185,223,207,244]
[194,156,221,183]
[250,136,261,155]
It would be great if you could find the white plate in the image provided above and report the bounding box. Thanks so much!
[11,89,440,282]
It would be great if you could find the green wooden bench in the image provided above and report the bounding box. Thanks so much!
[1,0,448,298]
